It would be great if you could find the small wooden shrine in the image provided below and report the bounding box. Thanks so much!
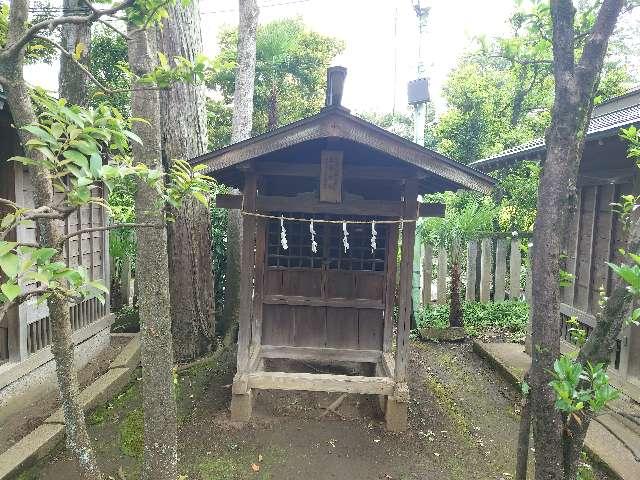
[191,68,493,430]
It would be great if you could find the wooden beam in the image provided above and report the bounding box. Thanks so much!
[253,161,419,180]
[236,171,257,373]
[480,238,492,303]
[494,238,507,302]
[246,371,395,395]
[421,244,432,305]
[509,238,522,300]
[395,180,418,383]
[466,241,478,301]
[251,219,267,350]
[216,193,443,219]
[259,345,382,363]
[264,294,384,310]
[383,224,399,353]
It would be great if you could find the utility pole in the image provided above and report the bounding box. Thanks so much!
[409,1,430,321]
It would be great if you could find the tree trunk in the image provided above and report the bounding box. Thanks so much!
[449,258,463,328]
[2,2,103,478]
[221,0,259,341]
[156,0,216,362]
[267,84,278,131]
[58,0,91,106]
[127,25,177,480]
[529,2,623,479]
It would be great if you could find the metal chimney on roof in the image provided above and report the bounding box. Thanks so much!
[325,66,347,107]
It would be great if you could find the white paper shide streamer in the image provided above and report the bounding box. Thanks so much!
[280,215,288,250]
[310,219,318,253]
[370,221,377,254]
[342,222,349,252]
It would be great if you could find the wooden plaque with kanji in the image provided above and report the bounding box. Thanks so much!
[320,150,343,203]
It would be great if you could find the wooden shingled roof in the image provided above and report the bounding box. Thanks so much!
[470,96,640,172]
[190,105,495,194]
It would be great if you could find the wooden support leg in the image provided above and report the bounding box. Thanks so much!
[385,396,408,432]
[230,391,254,422]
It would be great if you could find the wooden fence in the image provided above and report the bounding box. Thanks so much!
[420,234,531,305]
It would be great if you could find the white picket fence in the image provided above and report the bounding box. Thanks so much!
[421,234,532,305]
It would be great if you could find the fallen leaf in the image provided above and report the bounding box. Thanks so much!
[251,463,260,472]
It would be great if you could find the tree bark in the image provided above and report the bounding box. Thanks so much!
[2,1,103,479]
[156,0,216,362]
[127,25,177,480]
[58,0,91,105]
[221,0,259,341]
[449,258,463,328]
[529,2,623,479]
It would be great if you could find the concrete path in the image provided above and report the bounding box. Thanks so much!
[473,341,640,480]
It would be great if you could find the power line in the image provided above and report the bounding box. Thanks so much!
[27,0,312,16]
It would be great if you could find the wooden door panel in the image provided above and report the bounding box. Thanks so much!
[355,273,385,300]
[265,270,283,295]
[358,309,384,350]
[292,306,326,347]
[325,271,355,299]
[282,269,322,297]
[262,304,293,346]
[326,307,359,348]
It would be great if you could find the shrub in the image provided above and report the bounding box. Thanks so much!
[416,300,529,342]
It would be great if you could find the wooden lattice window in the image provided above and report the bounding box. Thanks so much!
[266,214,387,272]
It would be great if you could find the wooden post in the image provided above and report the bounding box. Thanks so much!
[383,224,399,353]
[236,170,257,374]
[480,238,492,303]
[390,180,417,432]
[436,247,447,305]
[509,238,522,300]
[494,238,507,302]
[466,241,478,302]
[7,305,27,362]
[119,256,131,306]
[251,218,266,351]
[394,181,418,383]
[421,244,432,305]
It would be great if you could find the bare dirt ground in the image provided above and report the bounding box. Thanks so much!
[0,335,128,454]
[13,341,611,480]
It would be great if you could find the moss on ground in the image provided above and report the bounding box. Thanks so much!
[120,408,144,459]
[423,374,470,436]
[197,446,286,480]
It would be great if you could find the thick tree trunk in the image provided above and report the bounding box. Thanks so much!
[529,2,623,479]
[58,0,91,105]
[449,258,463,328]
[3,2,103,479]
[127,25,177,480]
[157,0,216,362]
[221,0,259,341]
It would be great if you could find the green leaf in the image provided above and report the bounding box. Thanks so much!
[1,214,15,230]
[0,241,17,256]
[89,153,103,178]
[1,282,21,302]
[0,253,20,278]
[22,125,57,144]
[63,150,89,174]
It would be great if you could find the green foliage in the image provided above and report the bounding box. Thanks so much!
[210,187,230,323]
[209,18,345,137]
[418,191,496,260]
[0,3,56,64]
[549,355,619,417]
[119,408,144,458]
[491,161,540,232]
[356,111,415,141]
[416,300,529,342]
[111,305,140,333]
[1,90,215,317]
[206,99,233,150]
[429,0,636,164]
[89,27,130,116]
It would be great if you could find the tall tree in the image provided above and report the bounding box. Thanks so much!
[219,0,259,340]
[528,1,627,478]
[58,0,91,105]
[127,23,178,480]
[209,18,344,139]
[157,0,216,362]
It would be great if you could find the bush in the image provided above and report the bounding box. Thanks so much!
[416,300,529,342]
[111,305,140,333]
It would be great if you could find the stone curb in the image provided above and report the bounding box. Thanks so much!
[472,340,636,480]
[0,334,141,480]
